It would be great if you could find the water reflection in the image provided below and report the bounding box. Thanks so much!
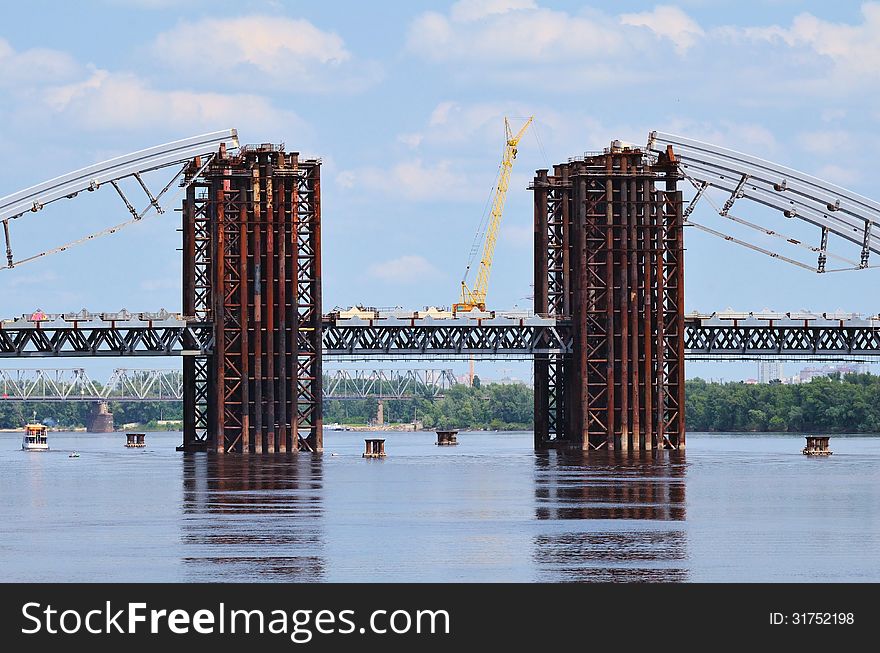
[533,450,688,582]
[181,454,325,581]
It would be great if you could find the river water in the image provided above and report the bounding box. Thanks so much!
[1,431,878,582]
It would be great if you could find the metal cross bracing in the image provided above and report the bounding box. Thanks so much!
[0,318,572,359]
[684,320,880,360]
[0,368,183,401]
[0,367,457,401]
[323,368,458,399]
[6,317,879,361]
[647,131,880,273]
[322,320,572,359]
[0,322,213,357]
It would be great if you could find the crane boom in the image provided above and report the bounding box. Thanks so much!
[454,116,533,313]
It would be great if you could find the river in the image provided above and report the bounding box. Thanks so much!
[1,431,878,582]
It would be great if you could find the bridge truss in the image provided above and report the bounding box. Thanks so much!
[0,367,458,401]
[0,318,569,359]
[0,368,183,401]
[324,368,458,399]
[3,318,880,361]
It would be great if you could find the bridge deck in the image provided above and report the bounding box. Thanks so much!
[3,315,879,360]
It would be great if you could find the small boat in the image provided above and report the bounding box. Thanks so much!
[69,452,80,458]
[22,414,49,451]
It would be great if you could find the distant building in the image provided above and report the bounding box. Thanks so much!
[797,362,869,383]
[758,361,784,383]
[482,377,527,386]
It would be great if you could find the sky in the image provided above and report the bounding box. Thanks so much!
[2,0,880,380]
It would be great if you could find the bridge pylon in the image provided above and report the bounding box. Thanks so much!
[180,144,323,453]
[532,143,685,451]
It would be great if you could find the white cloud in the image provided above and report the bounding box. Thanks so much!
[4,270,59,288]
[103,0,194,7]
[407,3,699,63]
[152,15,381,92]
[0,38,82,87]
[821,109,848,123]
[620,5,705,54]
[430,101,459,126]
[733,3,880,83]
[659,119,780,155]
[336,159,479,201]
[450,0,536,23]
[367,255,442,284]
[397,133,423,148]
[798,130,856,156]
[401,101,542,151]
[812,164,862,187]
[42,69,305,134]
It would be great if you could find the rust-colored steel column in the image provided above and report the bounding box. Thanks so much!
[252,167,264,453]
[289,165,301,452]
[238,178,250,453]
[642,177,655,450]
[673,184,686,448]
[181,181,198,451]
[628,176,641,449]
[573,174,588,449]
[311,163,324,451]
[264,159,276,453]
[604,158,616,450]
[276,172,288,453]
[619,155,630,451]
[212,181,227,454]
[533,169,550,448]
[655,176,667,449]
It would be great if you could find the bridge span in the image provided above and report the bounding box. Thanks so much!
[0,367,458,401]
[3,311,879,361]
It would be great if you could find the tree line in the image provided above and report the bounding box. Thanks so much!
[0,401,181,429]
[325,379,534,431]
[4,373,880,432]
[686,373,880,432]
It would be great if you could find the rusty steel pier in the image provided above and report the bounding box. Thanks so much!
[531,143,684,451]
[180,144,323,454]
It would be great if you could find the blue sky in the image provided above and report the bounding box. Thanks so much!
[2,0,880,380]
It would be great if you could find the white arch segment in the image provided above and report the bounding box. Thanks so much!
[0,129,238,221]
[1,129,238,269]
[648,131,880,269]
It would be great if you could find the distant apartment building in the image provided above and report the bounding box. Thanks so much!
[757,361,784,383]
[796,362,868,383]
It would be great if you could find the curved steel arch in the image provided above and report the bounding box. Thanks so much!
[648,131,880,271]
[0,129,238,269]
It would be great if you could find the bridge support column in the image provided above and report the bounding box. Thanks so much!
[532,143,684,451]
[180,144,323,453]
[87,401,114,433]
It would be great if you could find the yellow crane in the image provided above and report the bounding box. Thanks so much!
[453,115,533,313]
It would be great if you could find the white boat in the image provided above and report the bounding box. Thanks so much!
[22,417,49,451]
